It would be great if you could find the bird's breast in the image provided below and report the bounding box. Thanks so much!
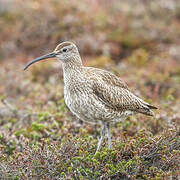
[64,77,91,107]
[64,81,95,121]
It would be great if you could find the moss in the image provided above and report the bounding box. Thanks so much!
[38,111,50,121]
[167,94,175,101]
[31,122,46,131]
[15,129,27,137]
[30,131,41,140]
[10,118,17,124]
[0,94,6,101]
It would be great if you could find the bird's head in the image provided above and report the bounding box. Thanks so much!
[24,41,80,70]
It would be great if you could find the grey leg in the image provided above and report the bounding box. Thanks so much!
[107,122,112,149]
[95,123,106,154]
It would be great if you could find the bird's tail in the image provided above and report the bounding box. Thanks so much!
[146,104,158,110]
[141,103,158,116]
[142,109,155,116]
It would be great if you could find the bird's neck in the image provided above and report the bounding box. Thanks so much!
[62,56,83,84]
[62,56,83,71]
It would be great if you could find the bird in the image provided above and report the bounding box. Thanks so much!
[24,41,157,154]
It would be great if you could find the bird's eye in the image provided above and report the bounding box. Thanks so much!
[62,48,67,52]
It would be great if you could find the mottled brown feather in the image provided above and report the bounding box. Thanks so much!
[92,79,155,116]
[86,67,130,90]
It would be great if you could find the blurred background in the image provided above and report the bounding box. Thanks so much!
[0,0,179,178]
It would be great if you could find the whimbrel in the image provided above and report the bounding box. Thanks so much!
[24,41,157,153]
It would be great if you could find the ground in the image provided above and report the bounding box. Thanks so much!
[0,0,179,179]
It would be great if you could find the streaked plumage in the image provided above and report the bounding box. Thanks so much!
[24,41,157,153]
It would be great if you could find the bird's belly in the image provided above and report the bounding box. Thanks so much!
[64,92,99,123]
[64,91,132,123]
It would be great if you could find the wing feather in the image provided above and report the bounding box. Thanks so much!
[93,81,156,116]
[85,67,157,116]
[86,67,129,90]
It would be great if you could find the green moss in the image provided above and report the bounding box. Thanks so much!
[31,122,46,131]
[118,142,126,150]
[0,134,4,141]
[14,176,20,180]
[15,129,27,137]
[10,118,17,124]
[100,151,108,160]
[61,172,66,178]
[110,150,117,159]
[30,131,41,140]
[38,111,50,121]
[0,94,6,101]
[167,94,175,101]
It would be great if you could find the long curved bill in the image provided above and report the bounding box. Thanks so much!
[24,52,57,70]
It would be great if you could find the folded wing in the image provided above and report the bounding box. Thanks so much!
[93,80,157,116]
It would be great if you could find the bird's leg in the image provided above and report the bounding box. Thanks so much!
[95,123,106,154]
[107,122,112,149]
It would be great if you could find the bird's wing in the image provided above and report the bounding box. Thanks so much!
[93,81,157,116]
[86,67,130,90]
